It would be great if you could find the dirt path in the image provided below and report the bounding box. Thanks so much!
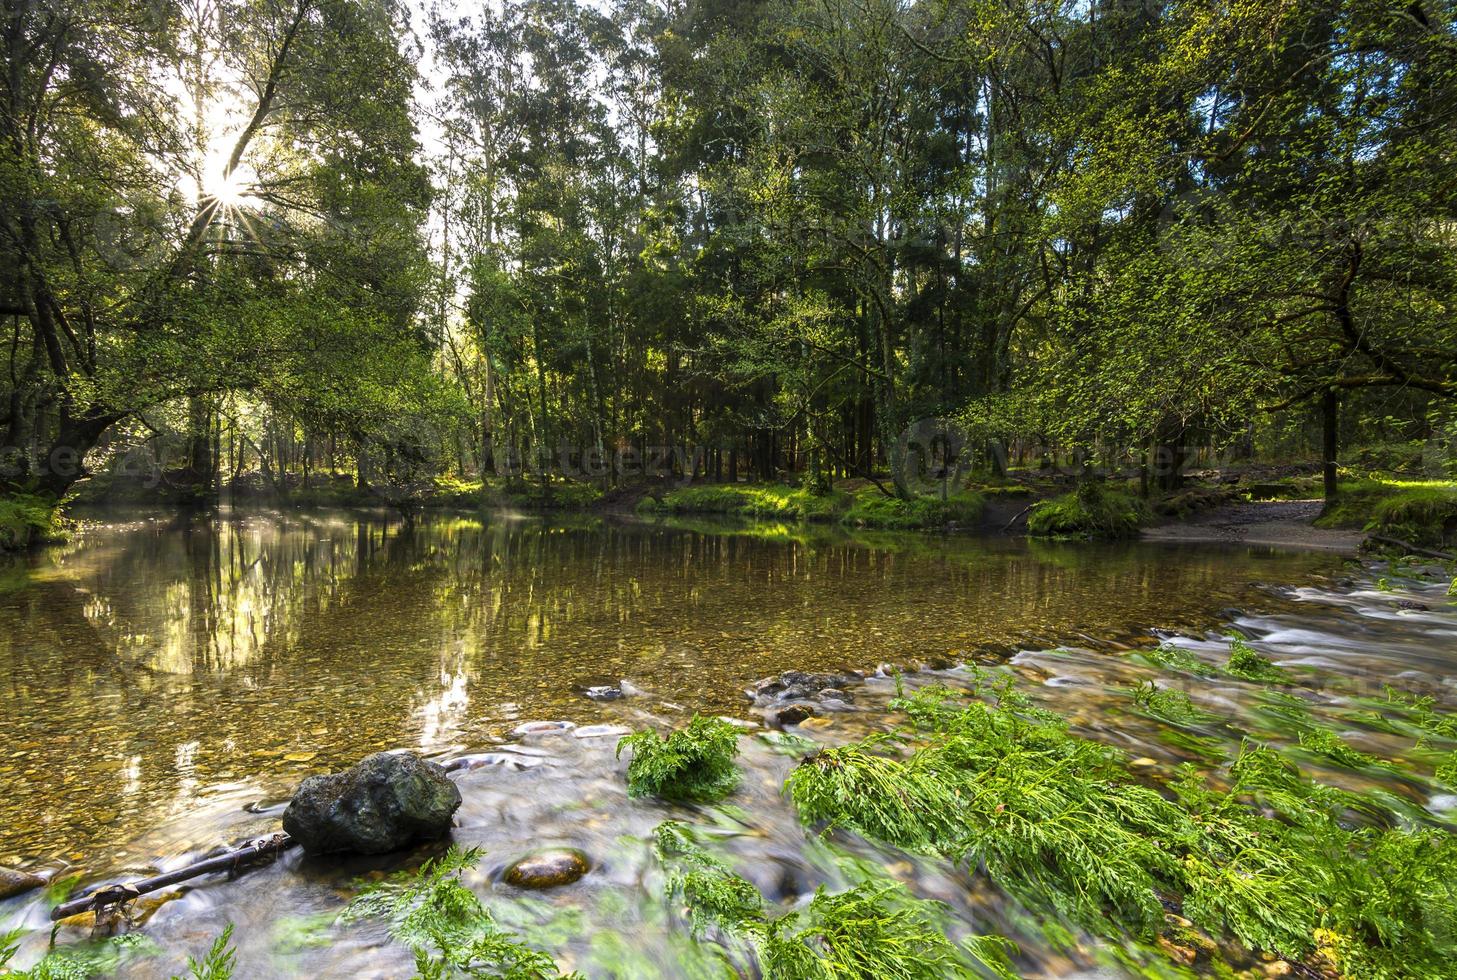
[1141,499,1364,551]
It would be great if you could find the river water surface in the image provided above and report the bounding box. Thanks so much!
[1,510,1452,977]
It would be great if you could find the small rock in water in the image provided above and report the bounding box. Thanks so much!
[503,849,590,889]
[573,724,632,739]
[1395,599,1430,611]
[511,720,577,737]
[0,866,45,900]
[584,685,624,701]
[766,704,815,729]
[283,752,461,856]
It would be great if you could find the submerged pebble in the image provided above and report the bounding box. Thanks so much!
[503,848,590,889]
[0,866,45,900]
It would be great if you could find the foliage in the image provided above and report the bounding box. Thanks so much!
[1224,636,1292,684]
[1134,644,1217,677]
[789,685,1186,940]
[650,822,1016,979]
[0,495,66,552]
[840,490,985,530]
[1026,484,1148,539]
[342,846,578,979]
[1129,681,1209,726]
[0,933,157,979]
[638,486,848,523]
[617,716,742,802]
[784,678,1457,976]
[172,926,235,980]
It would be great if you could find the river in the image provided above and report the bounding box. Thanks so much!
[1,509,1451,976]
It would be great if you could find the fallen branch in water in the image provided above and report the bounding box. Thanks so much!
[1368,535,1455,562]
[50,833,295,921]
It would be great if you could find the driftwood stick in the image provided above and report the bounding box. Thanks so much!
[51,833,296,921]
[1368,535,1455,562]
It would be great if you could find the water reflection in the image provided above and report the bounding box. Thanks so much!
[0,510,1343,868]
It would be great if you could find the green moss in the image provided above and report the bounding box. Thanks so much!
[1315,478,1457,547]
[639,483,985,530]
[0,493,66,551]
[1026,482,1149,539]
[638,484,849,522]
[840,489,984,529]
[617,716,742,802]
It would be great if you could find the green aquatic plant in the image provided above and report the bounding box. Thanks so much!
[1129,681,1209,725]
[789,687,1186,941]
[1224,635,1291,683]
[1438,751,1457,785]
[1297,727,1382,769]
[173,926,235,980]
[758,882,1007,980]
[617,716,742,802]
[342,846,579,979]
[0,933,158,980]
[1136,643,1217,677]
[653,822,764,935]
[650,822,1015,979]
[786,682,1457,975]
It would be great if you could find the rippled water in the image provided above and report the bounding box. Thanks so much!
[2,509,1451,976]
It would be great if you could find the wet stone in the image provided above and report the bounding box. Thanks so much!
[0,866,45,900]
[1396,599,1430,611]
[766,703,815,728]
[503,849,590,889]
[584,686,624,701]
[283,752,461,856]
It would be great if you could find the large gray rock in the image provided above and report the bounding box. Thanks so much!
[0,866,45,900]
[283,752,461,856]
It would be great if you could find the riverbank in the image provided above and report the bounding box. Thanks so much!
[1142,499,1367,551]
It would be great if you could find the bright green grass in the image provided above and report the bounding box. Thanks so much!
[1026,482,1149,539]
[1315,478,1457,547]
[638,483,986,530]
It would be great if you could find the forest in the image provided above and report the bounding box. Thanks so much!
[7,3,1457,979]
[3,0,1455,523]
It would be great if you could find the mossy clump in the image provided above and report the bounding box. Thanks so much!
[840,490,985,530]
[1134,643,1218,677]
[638,484,849,522]
[1315,478,1457,547]
[1224,635,1291,683]
[0,493,66,551]
[652,821,1016,978]
[1026,482,1148,539]
[342,845,579,979]
[617,716,742,802]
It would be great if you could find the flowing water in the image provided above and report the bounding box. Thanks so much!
[0,509,1452,977]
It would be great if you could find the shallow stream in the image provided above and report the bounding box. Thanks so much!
[1,510,1452,976]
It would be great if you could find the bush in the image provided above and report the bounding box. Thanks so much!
[1026,482,1148,539]
[617,716,742,802]
[0,493,65,551]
